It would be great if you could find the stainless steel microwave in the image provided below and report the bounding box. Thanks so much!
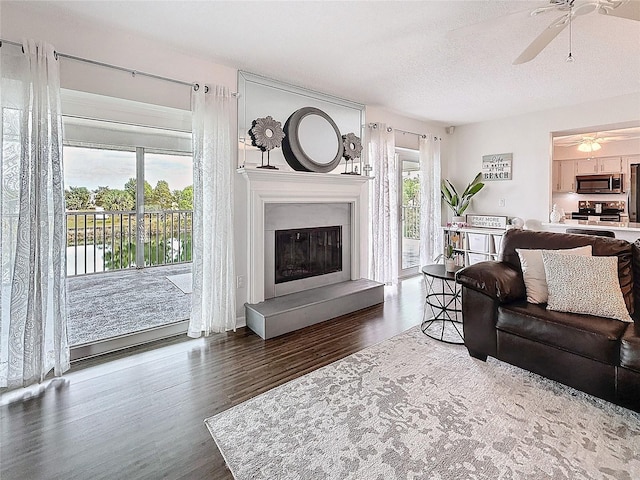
[576,174,624,194]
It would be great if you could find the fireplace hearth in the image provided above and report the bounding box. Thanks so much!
[275,226,342,284]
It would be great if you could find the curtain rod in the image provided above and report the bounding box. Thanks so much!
[395,128,428,139]
[0,38,239,96]
[368,123,438,140]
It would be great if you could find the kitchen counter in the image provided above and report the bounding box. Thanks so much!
[542,220,640,241]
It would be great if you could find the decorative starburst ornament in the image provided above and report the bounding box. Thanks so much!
[341,132,363,175]
[249,116,285,169]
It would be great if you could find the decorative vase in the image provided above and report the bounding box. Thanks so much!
[549,204,564,223]
[452,215,465,225]
[445,258,456,273]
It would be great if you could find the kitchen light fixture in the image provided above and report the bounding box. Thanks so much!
[577,137,602,152]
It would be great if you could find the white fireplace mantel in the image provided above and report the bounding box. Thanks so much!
[239,167,371,304]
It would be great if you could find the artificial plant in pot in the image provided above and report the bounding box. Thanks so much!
[441,172,485,224]
[444,244,456,273]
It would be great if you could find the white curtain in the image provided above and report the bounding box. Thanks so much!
[189,85,236,337]
[368,124,398,284]
[0,40,69,389]
[419,135,443,266]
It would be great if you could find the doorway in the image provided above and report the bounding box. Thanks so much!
[397,148,421,277]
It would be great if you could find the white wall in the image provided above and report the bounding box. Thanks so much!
[2,4,439,323]
[0,3,253,319]
[450,93,640,227]
[1,2,236,109]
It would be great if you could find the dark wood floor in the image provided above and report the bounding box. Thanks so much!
[0,276,425,480]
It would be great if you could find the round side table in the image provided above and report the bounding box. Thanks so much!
[421,264,464,345]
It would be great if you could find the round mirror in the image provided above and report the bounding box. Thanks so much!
[282,107,344,172]
[298,115,340,164]
[264,128,274,138]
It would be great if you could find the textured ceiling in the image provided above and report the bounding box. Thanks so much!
[12,1,640,126]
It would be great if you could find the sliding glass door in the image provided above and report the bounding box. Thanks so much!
[63,143,193,356]
[398,148,421,277]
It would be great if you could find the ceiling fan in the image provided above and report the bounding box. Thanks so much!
[555,129,640,151]
[513,0,640,64]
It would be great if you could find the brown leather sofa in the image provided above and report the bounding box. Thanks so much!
[456,229,640,412]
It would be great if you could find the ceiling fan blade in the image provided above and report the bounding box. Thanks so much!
[513,14,569,65]
[599,0,640,21]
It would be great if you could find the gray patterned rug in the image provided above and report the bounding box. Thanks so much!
[67,264,191,345]
[166,272,193,294]
[205,326,640,480]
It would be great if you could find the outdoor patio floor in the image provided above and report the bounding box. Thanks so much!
[67,263,192,346]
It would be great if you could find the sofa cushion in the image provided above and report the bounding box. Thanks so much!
[500,229,633,314]
[542,252,632,323]
[621,323,640,373]
[497,302,627,364]
[516,245,592,304]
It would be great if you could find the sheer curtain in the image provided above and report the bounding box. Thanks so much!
[368,124,398,284]
[0,40,69,389]
[419,135,443,266]
[189,85,236,337]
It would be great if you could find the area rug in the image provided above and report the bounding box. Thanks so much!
[67,264,191,345]
[205,326,640,480]
[166,272,193,294]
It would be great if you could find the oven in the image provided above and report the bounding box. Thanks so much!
[571,200,624,222]
[571,213,621,222]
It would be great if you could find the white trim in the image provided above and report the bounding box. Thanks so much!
[61,88,191,132]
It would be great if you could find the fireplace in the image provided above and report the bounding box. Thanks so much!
[239,168,370,304]
[264,203,350,298]
[275,226,342,284]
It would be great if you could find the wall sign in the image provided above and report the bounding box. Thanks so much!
[466,214,507,229]
[482,153,512,181]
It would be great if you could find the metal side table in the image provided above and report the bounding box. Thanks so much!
[421,264,464,345]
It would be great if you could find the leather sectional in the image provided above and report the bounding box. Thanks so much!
[456,229,640,412]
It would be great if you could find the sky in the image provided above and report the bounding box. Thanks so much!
[63,146,193,192]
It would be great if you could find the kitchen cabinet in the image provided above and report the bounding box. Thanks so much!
[575,157,623,174]
[599,157,623,173]
[575,158,597,175]
[554,160,577,192]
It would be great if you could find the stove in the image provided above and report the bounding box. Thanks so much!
[571,200,625,222]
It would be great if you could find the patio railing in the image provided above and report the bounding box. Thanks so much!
[402,205,420,240]
[66,210,193,276]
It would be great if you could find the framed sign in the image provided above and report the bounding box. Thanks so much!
[482,153,512,181]
[466,214,508,229]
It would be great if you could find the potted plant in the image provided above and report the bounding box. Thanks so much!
[441,172,485,224]
[444,244,456,272]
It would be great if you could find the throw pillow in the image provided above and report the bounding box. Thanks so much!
[516,245,592,304]
[541,251,632,323]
